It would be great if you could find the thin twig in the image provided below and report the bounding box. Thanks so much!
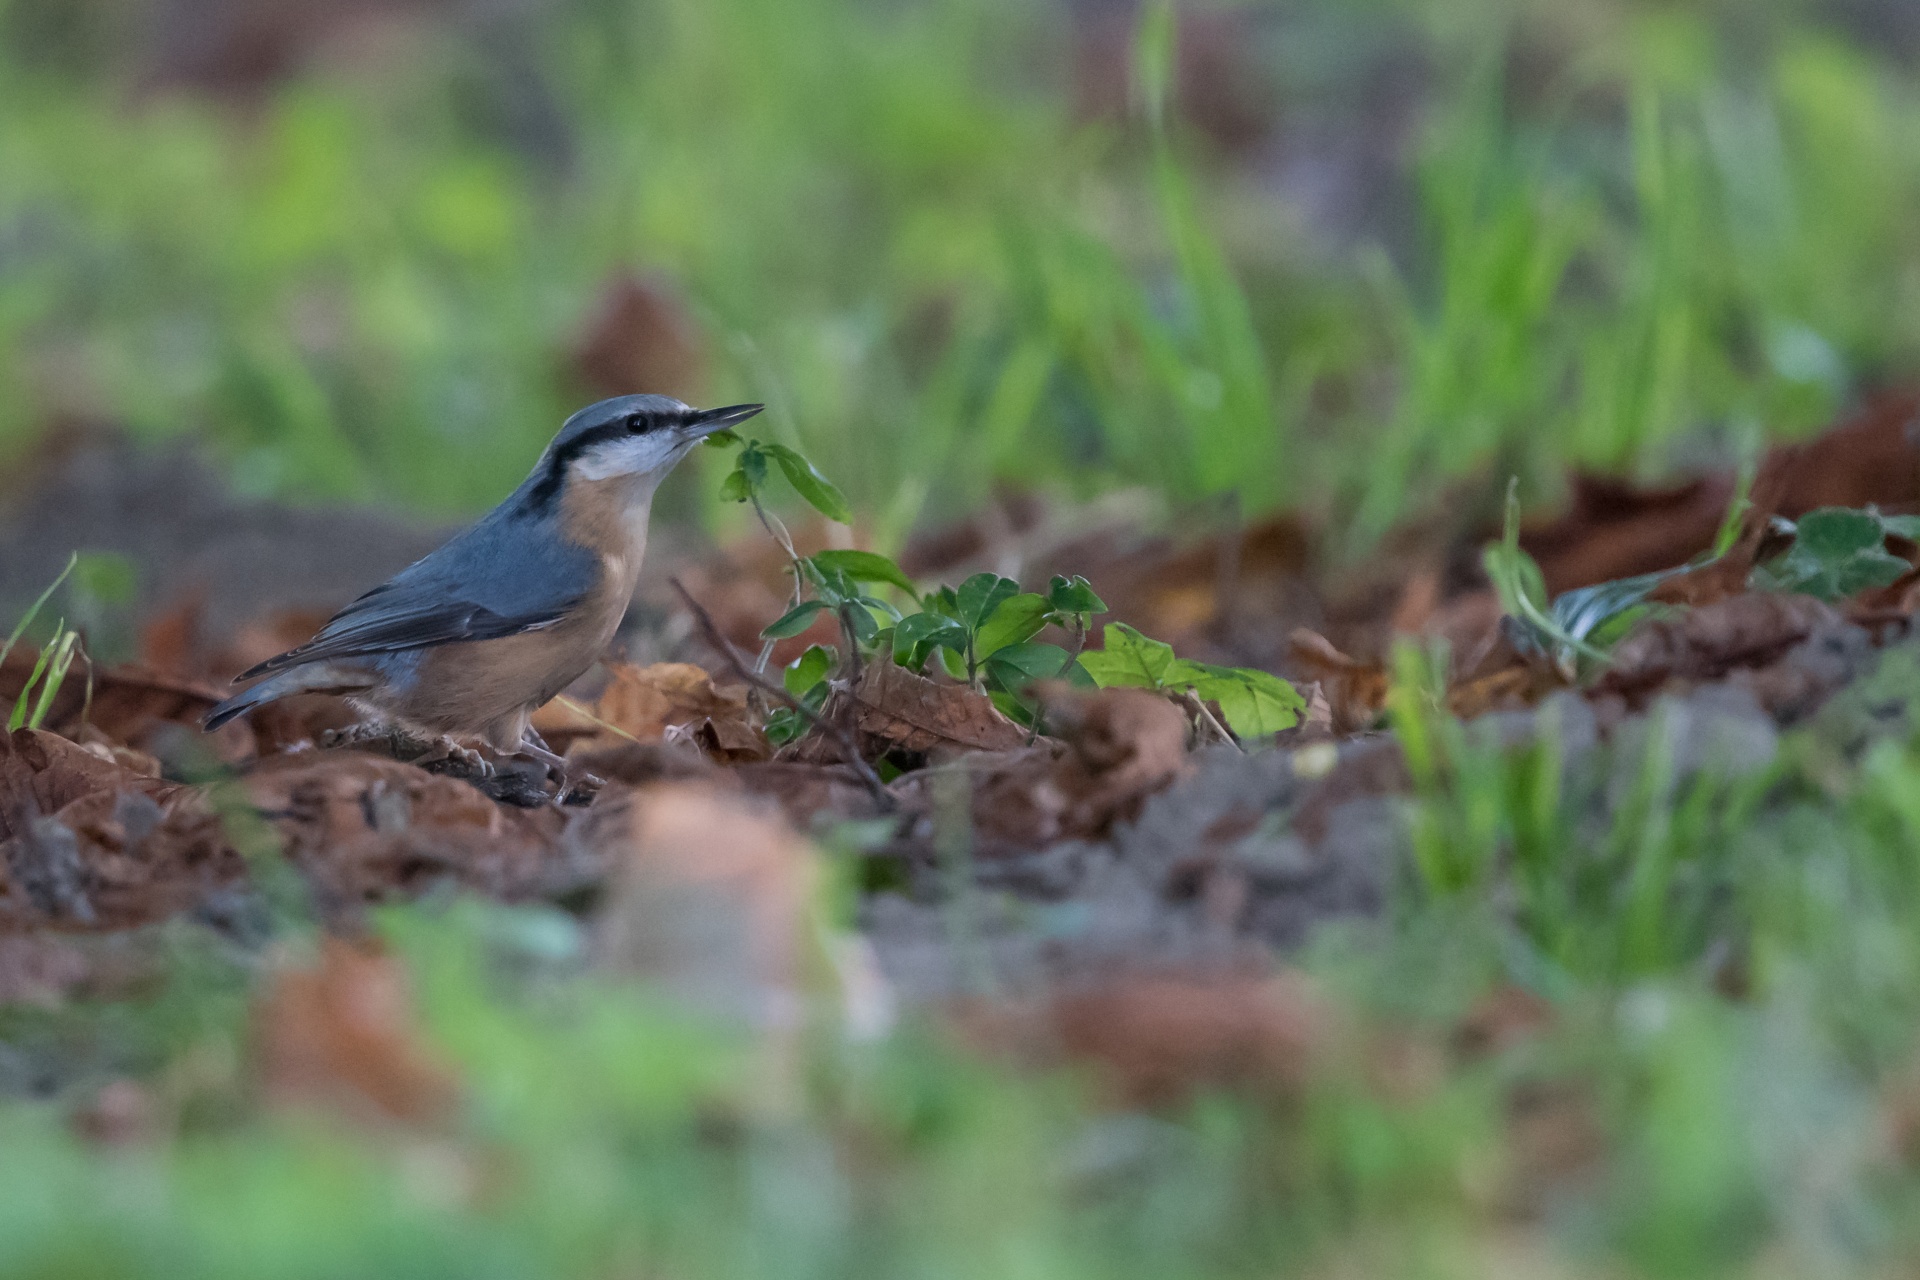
[1180,690,1244,754]
[671,578,893,809]
[553,695,640,745]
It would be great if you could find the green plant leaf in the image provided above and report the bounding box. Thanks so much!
[0,552,76,670]
[841,602,881,646]
[719,444,771,504]
[784,644,835,697]
[984,641,1071,693]
[702,429,742,449]
[1882,514,1920,542]
[973,593,1049,657]
[988,689,1036,727]
[765,706,809,746]
[1764,506,1912,600]
[763,443,853,524]
[1188,665,1304,738]
[956,573,1021,631]
[891,611,967,670]
[25,629,79,731]
[762,600,828,639]
[1078,623,1181,690]
[809,550,916,596]
[1046,574,1107,615]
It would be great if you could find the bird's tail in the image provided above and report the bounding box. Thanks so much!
[204,664,373,731]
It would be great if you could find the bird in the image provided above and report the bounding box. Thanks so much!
[204,394,764,783]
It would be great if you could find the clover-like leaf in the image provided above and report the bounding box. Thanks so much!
[762,443,853,524]
[1882,513,1920,542]
[1765,506,1912,600]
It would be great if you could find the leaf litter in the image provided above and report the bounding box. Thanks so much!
[10,392,1920,1126]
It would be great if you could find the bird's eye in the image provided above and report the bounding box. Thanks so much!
[624,413,650,434]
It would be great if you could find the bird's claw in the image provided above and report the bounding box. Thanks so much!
[414,738,495,778]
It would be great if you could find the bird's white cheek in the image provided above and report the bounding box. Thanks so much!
[574,435,678,481]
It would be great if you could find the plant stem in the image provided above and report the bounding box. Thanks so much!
[751,491,805,675]
[672,578,893,808]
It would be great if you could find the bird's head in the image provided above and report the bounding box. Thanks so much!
[525,394,764,512]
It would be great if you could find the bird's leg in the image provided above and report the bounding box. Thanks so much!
[517,728,603,797]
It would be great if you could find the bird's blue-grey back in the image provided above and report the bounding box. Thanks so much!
[236,493,600,680]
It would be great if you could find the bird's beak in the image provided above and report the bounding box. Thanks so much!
[686,403,765,436]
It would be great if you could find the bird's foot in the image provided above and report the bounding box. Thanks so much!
[320,721,404,752]
[516,732,602,803]
[413,737,496,779]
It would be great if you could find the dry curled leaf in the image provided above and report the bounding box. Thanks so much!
[587,662,767,763]
[581,782,820,1033]
[958,972,1330,1108]
[253,936,458,1126]
[0,728,150,841]
[1596,593,1845,701]
[885,687,1191,855]
[1288,629,1389,733]
[245,753,570,910]
[852,660,1026,754]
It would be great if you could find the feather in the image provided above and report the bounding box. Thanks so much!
[235,505,601,681]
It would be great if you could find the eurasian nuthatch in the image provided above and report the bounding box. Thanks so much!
[204,394,764,778]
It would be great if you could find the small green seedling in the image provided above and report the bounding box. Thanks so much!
[1079,622,1305,740]
[2,553,87,732]
[715,434,1299,746]
[1483,479,1673,676]
[1755,506,1916,600]
[710,432,853,525]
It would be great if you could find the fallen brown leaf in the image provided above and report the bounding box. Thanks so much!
[0,728,152,841]
[0,934,99,1007]
[245,753,570,911]
[1,784,242,929]
[852,661,1026,755]
[1033,685,1192,836]
[582,781,820,1033]
[1596,593,1845,703]
[253,936,458,1126]
[1288,629,1389,732]
[0,728,232,932]
[584,662,767,763]
[958,972,1330,1108]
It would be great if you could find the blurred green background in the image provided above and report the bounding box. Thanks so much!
[9,0,1920,547]
[14,3,1920,1277]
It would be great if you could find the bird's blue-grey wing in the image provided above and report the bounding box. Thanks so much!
[237,516,600,680]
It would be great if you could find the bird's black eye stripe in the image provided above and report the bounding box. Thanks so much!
[523,420,633,510]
